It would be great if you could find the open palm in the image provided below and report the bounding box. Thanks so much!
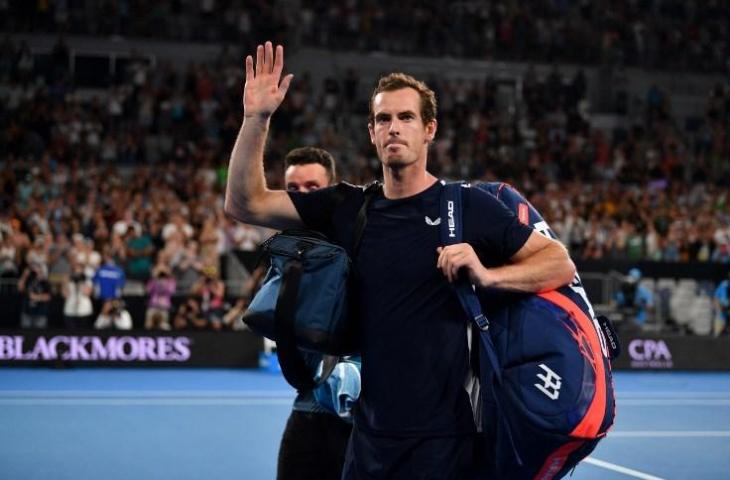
[243,41,293,118]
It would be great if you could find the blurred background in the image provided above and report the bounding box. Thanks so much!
[0,0,729,365]
[1,2,730,480]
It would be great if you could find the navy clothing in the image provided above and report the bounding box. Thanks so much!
[291,352,332,415]
[341,424,476,480]
[289,181,532,437]
[277,410,352,480]
[22,275,51,316]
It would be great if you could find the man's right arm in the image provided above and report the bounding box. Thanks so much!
[224,42,302,231]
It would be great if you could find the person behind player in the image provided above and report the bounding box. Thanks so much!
[225,42,575,479]
[274,146,354,480]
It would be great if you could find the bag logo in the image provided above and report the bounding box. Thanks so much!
[447,201,456,237]
[535,363,562,400]
[425,216,441,226]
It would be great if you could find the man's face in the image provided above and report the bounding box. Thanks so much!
[285,163,330,192]
[368,88,437,169]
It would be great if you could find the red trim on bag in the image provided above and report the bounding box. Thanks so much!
[533,440,585,480]
[538,291,607,439]
[518,203,529,225]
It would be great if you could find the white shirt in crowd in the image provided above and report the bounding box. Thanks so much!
[63,279,94,317]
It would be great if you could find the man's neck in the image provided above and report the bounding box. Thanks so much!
[381,163,437,200]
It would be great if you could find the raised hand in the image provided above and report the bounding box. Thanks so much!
[243,41,294,119]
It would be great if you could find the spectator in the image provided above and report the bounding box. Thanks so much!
[71,235,102,280]
[62,261,94,329]
[0,233,18,287]
[713,273,729,336]
[17,261,51,329]
[93,248,126,320]
[162,211,194,243]
[172,239,203,293]
[48,232,72,291]
[615,268,654,329]
[172,296,206,330]
[222,297,249,330]
[145,260,176,330]
[191,272,226,330]
[225,217,264,252]
[125,224,154,280]
[198,216,222,277]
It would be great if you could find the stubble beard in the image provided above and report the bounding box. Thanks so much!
[379,145,418,171]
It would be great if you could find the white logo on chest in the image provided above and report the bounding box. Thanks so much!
[425,216,441,226]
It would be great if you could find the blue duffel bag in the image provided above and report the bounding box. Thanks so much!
[243,184,378,390]
[244,230,355,350]
[243,230,361,390]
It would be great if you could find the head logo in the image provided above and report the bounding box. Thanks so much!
[447,201,456,237]
[628,339,673,369]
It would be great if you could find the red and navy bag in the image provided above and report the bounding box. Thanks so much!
[441,182,618,480]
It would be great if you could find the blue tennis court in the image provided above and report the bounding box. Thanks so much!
[1,369,728,479]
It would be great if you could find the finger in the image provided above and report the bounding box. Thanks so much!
[255,45,264,75]
[437,252,446,278]
[443,256,453,282]
[279,73,294,96]
[450,260,463,281]
[436,247,446,270]
[264,41,273,73]
[273,45,284,78]
[245,56,254,82]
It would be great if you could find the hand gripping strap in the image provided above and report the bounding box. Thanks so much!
[440,182,502,385]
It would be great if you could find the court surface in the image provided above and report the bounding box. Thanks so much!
[1,368,728,479]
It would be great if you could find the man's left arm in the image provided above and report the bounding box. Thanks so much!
[483,231,575,292]
[438,231,575,292]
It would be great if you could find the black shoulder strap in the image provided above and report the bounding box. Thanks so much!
[352,181,381,258]
[273,259,318,391]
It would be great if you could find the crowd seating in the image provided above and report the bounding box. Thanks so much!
[1,15,729,332]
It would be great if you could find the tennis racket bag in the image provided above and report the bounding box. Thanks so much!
[442,182,617,480]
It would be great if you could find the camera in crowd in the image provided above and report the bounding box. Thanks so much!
[109,299,125,316]
[154,265,171,278]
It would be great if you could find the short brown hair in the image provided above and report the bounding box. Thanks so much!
[284,147,336,183]
[369,73,437,125]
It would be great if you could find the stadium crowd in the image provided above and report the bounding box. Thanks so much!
[0,28,729,329]
[2,0,729,73]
